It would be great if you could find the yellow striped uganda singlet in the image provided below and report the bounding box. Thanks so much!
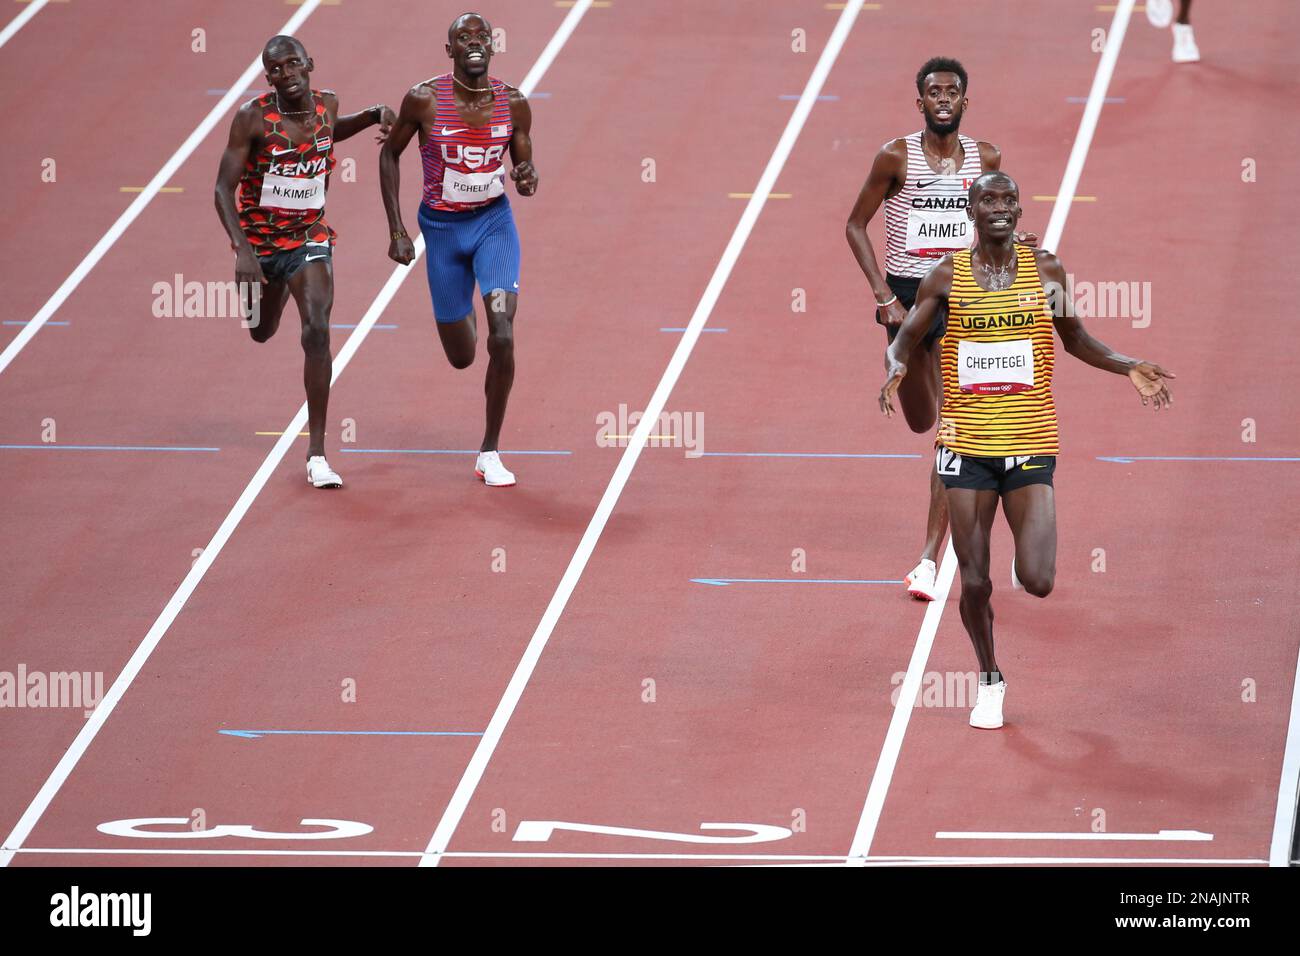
[937,244,1059,457]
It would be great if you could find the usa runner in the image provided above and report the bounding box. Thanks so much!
[379,12,536,488]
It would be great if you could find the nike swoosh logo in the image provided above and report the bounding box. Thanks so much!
[916,179,944,188]
[957,297,992,308]
[440,126,469,135]
[304,255,328,262]
[1021,463,1047,471]
[271,147,298,156]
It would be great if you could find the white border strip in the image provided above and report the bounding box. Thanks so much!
[0,0,325,377]
[846,0,1137,865]
[936,829,1212,842]
[417,0,868,867]
[0,1,590,868]
[8,847,1266,866]
[1269,639,1300,865]
[0,0,48,51]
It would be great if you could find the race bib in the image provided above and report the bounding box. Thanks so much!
[258,172,326,211]
[957,339,1034,394]
[443,166,505,204]
[906,208,972,257]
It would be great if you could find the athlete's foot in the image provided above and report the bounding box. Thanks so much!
[306,455,343,489]
[969,680,1007,729]
[1145,0,1173,28]
[1172,23,1200,63]
[475,450,516,487]
[904,558,939,602]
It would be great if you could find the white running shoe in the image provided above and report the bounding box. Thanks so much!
[1172,23,1200,63]
[1145,0,1173,29]
[1011,558,1024,591]
[970,680,1007,729]
[904,558,939,602]
[475,450,516,487]
[306,455,342,489]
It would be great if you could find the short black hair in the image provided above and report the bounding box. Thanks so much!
[263,34,307,62]
[915,57,968,96]
[448,12,491,44]
[968,171,1017,203]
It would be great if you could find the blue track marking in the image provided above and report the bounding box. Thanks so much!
[1098,455,1300,463]
[220,729,483,739]
[0,444,219,452]
[693,578,903,586]
[339,448,571,455]
[4,320,70,326]
[697,452,922,459]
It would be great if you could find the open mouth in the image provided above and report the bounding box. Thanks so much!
[466,50,486,63]
[990,216,1012,226]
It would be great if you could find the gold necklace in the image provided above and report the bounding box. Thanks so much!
[452,73,493,96]
[275,92,314,117]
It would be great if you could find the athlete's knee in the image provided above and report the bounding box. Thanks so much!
[300,318,330,356]
[248,321,275,344]
[1020,566,1055,598]
[959,569,992,605]
[445,350,473,370]
[486,328,513,360]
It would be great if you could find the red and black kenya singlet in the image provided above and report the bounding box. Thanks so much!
[237,90,336,254]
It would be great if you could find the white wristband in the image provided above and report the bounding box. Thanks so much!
[876,294,898,308]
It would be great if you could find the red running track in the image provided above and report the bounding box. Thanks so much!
[1,0,1297,867]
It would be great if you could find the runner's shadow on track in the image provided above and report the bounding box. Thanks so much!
[996,726,1241,805]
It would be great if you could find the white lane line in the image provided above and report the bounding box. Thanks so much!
[0,0,586,870]
[0,0,323,377]
[845,0,1137,865]
[10,848,1266,866]
[0,0,588,871]
[936,829,1213,842]
[1269,639,1300,865]
[417,0,868,869]
[0,0,48,51]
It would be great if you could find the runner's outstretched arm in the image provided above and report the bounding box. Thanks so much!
[214,104,265,288]
[1040,251,1176,409]
[880,256,953,422]
[379,85,430,265]
[506,87,537,196]
[328,92,396,143]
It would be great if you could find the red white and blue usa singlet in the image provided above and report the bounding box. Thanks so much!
[419,74,513,212]
[882,131,981,279]
[237,90,336,254]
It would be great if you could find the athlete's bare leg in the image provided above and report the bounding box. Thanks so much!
[897,340,939,433]
[435,297,515,454]
[480,290,516,453]
[245,281,290,343]
[1001,483,1057,597]
[947,486,1001,678]
[920,353,950,562]
[286,261,333,460]
[436,311,478,370]
[921,467,950,563]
